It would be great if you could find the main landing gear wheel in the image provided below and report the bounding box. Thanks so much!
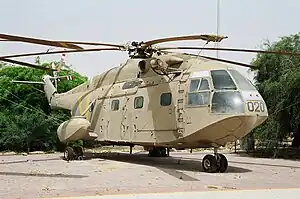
[64,146,75,161]
[148,147,168,157]
[64,146,84,161]
[202,154,217,173]
[74,146,84,160]
[216,153,228,173]
[202,149,228,173]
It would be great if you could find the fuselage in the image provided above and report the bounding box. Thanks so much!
[50,53,268,148]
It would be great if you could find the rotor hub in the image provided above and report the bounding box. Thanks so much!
[127,41,158,58]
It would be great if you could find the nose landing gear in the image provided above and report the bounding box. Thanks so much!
[202,148,228,173]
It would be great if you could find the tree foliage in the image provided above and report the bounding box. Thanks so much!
[0,61,87,152]
[250,32,300,150]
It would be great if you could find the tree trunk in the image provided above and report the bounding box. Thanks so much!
[292,124,300,148]
[240,133,255,152]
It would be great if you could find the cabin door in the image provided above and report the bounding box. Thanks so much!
[90,98,108,141]
[120,96,132,141]
[107,98,123,141]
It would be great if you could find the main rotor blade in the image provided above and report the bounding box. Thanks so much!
[1,38,125,49]
[0,34,126,49]
[0,47,123,59]
[59,41,125,48]
[198,55,253,68]
[0,33,84,50]
[0,58,57,71]
[143,34,228,47]
[167,51,254,68]
[159,46,300,56]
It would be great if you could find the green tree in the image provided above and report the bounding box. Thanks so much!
[250,32,300,151]
[0,60,87,152]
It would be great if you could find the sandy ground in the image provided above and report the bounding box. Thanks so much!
[0,149,300,199]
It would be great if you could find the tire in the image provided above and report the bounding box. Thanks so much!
[74,146,84,157]
[202,154,217,173]
[64,147,75,161]
[159,148,167,157]
[148,147,165,157]
[218,154,228,173]
[77,156,84,160]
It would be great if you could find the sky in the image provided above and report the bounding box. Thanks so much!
[1,0,300,81]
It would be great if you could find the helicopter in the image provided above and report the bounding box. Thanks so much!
[1,33,300,173]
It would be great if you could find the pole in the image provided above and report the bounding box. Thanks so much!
[235,141,237,153]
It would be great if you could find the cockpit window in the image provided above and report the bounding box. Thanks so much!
[189,78,210,92]
[188,92,210,105]
[187,78,211,106]
[199,79,209,90]
[189,79,200,92]
[228,69,256,91]
[211,70,237,90]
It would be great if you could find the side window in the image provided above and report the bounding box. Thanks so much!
[160,93,172,106]
[134,96,144,109]
[111,99,119,111]
[199,79,209,90]
[187,78,211,106]
[189,79,200,92]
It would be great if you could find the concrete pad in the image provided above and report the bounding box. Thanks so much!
[1,150,300,199]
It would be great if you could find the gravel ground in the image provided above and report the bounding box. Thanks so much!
[0,149,300,199]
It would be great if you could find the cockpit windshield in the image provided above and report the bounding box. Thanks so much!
[211,91,245,113]
[228,69,256,91]
[211,70,237,90]
[211,69,256,91]
[187,69,255,113]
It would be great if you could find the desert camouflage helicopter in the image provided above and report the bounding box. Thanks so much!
[1,33,299,173]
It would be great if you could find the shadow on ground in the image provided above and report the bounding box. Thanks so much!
[57,151,251,181]
[0,171,87,178]
[81,151,252,174]
[0,157,87,178]
[0,157,61,165]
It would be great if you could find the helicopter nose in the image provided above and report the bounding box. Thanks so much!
[244,114,268,130]
[214,114,268,145]
[223,114,267,135]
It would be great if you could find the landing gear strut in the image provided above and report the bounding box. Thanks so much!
[148,147,169,157]
[64,146,84,161]
[202,148,228,173]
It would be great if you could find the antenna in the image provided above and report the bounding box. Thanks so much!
[215,0,220,58]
